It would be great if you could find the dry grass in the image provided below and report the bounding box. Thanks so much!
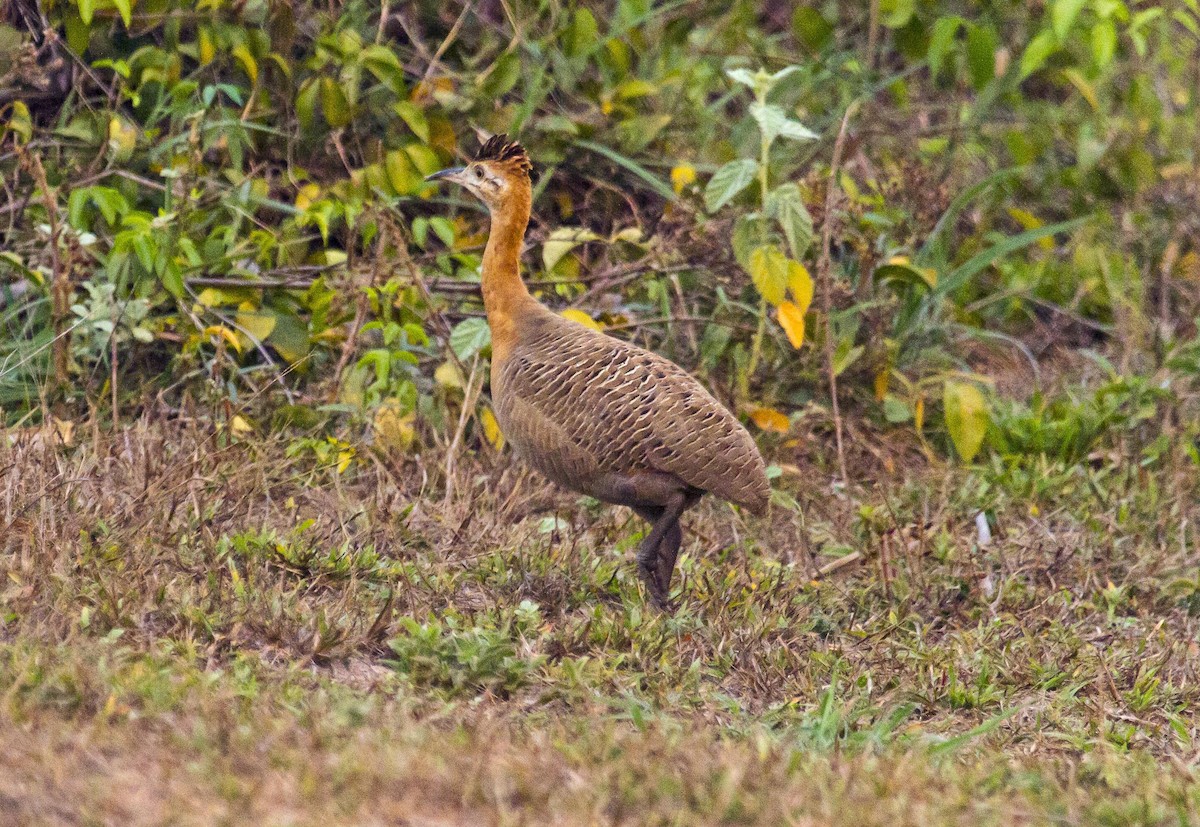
[2,411,1199,825]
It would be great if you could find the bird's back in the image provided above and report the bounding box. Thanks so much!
[492,307,769,513]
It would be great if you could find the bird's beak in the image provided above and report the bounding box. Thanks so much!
[425,166,467,184]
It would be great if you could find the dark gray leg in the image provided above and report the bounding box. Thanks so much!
[634,492,686,609]
[655,521,683,600]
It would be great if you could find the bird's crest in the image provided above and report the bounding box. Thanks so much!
[475,133,532,175]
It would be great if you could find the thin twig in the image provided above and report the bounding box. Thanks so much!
[817,104,857,487]
[444,353,484,506]
[421,2,473,83]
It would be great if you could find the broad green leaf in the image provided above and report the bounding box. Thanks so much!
[361,44,406,93]
[792,8,833,50]
[78,0,95,25]
[566,8,599,58]
[296,79,319,129]
[765,183,814,258]
[1091,19,1117,68]
[965,24,998,90]
[704,158,758,213]
[927,16,965,79]
[1019,29,1058,79]
[943,380,988,462]
[1052,0,1087,41]
[320,77,351,128]
[111,0,131,27]
[542,227,602,271]
[731,213,774,270]
[236,307,278,342]
[881,0,915,28]
[479,51,521,98]
[750,102,818,145]
[449,317,491,360]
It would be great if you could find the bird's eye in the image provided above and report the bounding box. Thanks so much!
[473,167,484,178]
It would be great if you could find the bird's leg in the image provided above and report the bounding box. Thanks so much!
[634,493,686,610]
[655,521,683,602]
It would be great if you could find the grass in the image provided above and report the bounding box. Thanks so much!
[2,411,1200,825]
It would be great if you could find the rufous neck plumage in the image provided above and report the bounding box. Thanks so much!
[481,180,534,362]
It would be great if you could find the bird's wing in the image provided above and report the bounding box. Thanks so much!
[495,314,768,513]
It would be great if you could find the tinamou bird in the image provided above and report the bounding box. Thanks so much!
[427,135,769,609]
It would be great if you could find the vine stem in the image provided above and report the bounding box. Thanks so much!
[818,104,858,486]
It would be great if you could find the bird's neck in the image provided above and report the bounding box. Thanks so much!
[481,187,534,362]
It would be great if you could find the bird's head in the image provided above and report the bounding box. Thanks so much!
[425,134,532,212]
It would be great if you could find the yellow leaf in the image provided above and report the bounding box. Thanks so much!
[747,245,790,306]
[373,400,415,455]
[294,183,320,211]
[198,27,215,65]
[230,415,253,436]
[671,163,697,194]
[107,117,137,161]
[232,44,258,85]
[788,260,814,310]
[203,325,242,353]
[434,360,464,389]
[1006,207,1054,251]
[480,406,505,450]
[52,417,75,447]
[943,380,989,462]
[235,306,276,343]
[750,407,790,433]
[561,308,603,331]
[776,301,806,349]
[914,396,925,433]
[873,369,889,401]
[337,449,354,473]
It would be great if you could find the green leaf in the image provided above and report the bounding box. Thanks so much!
[392,101,429,143]
[935,217,1089,298]
[792,8,832,50]
[320,77,351,128]
[965,24,998,90]
[361,44,406,93]
[750,102,818,145]
[731,213,774,270]
[704,158,758,213]
[111,0,131,27]
[1052,0,1087,41]
[78,0,95,25]
[1091,19,1117,68]
[296,79,320,129]
[566,8,599,58]
[160,261,184,298]
[943,380,988,462]
[542,227,602,271]
[927,16,965,80]
[1019,29,1058,79]
[747,245,790,305]
[575,140,676,202]
[881,0,915,28]
[479,51,521,98]
[449,318,491,361]
[765,183,813,258]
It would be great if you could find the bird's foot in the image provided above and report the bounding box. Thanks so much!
[636,560,673,612]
